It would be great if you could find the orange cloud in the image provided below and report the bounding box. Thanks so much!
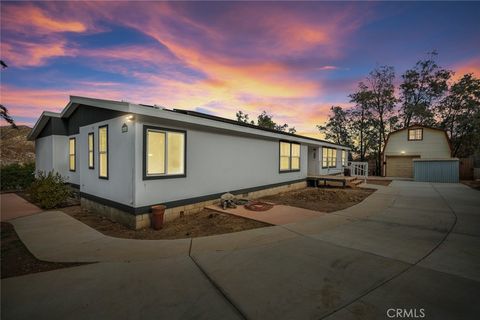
[2,4,87,34]
[452,57,480,81]
[2,40,77,68]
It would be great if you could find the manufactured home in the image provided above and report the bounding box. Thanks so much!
[382,125,458,182]
[28,96,350,229]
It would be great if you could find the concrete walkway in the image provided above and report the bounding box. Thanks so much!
[2,181,480,319]
[206,203,323,225]
[0,193,42,222]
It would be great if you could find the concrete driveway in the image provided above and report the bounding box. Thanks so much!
[2,181,480,319]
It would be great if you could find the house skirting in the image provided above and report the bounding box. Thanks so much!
[80,179,306,230]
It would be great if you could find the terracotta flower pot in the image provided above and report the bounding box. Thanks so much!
[151,205,166,230]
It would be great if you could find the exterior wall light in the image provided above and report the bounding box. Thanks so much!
[401,150,406,154]
[126,114,134,121]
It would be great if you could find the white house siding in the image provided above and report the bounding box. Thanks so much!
[35,135,70,178]
[35,136,54,173]
[383,128,451,159]
[79,116,135,207]
[134,120,308,208]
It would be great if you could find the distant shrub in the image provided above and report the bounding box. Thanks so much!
[29,171,72,209]
[0,162,35,191]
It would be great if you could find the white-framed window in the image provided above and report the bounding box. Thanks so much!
[279,141,301,172]
[69,138,76,172]
[88,132,94,169]
[322,147,337,168]
[408,128,423,141]
[342,150,348,166]
[99,125,108,179]
[291,143,300,170]
[145,127,186,178]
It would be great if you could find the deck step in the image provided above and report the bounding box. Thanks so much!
[349,179,364,187]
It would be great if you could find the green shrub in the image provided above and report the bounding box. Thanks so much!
[29,171,72,209]
[0,162,35,191]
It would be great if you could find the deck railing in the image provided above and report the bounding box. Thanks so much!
[350,161,368,183]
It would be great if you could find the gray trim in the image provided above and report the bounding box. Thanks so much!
[408,128,424,141]
[279,140,301,173]
[321,146,337,169]
[31,96,350,149]
[69,137,76,172]
[80,178,306,215]
[38,117,68,138]
[98,125,109,180]
[142,125,187,180]
[36,104,127,139]
[88,132,95,169]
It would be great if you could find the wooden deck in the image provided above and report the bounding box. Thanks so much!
[307,175,361,188]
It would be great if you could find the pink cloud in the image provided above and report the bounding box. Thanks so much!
[0,2,368,132]
[2,4,87,34]
[2,40,77,68]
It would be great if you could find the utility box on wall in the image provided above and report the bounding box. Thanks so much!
[413,159,459,183]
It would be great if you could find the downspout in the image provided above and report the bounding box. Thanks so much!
[131,115,136,208]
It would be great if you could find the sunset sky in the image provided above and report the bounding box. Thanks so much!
[1,1,479,138]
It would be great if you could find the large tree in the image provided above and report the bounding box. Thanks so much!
[317,106,353,147]
[350,66,397,174]
[437,73,480,157]
[348,83,376,161]
[399,51,452,127]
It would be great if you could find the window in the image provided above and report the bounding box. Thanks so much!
[322,147,337,168]
[144,126,186,178]
[408,128,423,141]
[69,138,76,172]
[342,150,348,166]
[291,144,300,170]
[99,126,108,179]
[279,142,291,171]
[88,132,94,169]
[279,141,301,172]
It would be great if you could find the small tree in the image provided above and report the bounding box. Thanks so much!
[29,171,72,209]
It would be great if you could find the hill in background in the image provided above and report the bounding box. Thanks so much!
[0,125,35,167]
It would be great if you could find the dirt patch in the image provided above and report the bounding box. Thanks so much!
[1,222,87,278]
[461,180,480,191]
[61,206,270,240]
[366,179,392,186]
[260,187,375,212]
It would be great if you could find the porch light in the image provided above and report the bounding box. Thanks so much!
[126,114,134,121]
[401,150,405,154]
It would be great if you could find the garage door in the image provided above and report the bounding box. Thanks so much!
[386,156,420,178]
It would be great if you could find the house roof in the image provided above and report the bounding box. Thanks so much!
[27,96,351,149]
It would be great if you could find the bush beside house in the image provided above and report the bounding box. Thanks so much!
[0,162,35,191]
[29,171,72,209]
